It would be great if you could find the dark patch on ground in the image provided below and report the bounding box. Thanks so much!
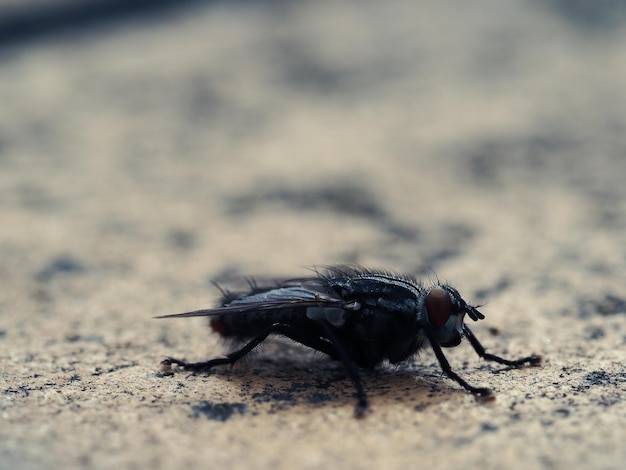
[331,221,475,279]
[571,370,626,408]
[413,402,430,412]
[187,366,357,413]
[553,408,570,418]
[472,276,513,302]
[460,135,626,230]
[541,0,626,32]
[582,370,626,386]
[91,363,138,376]
[273,41,352,94]
[65,334,105,344]
[222,182,478,273]
[407,223,475,275]
[191,400,247,421]
[0,0,209,49]
[413,249,461,274]
[480,422,499,432]
[584,188,626,229]
[165,229,197,252]
[35,255,85,282]
[226,182,419,242]
[462,134,571,185]
[3,385,34,397]
[14,183,59,211]
[585,327,605,341]
[227,183,386,219]
[270,37,407,97]
[251,380,331,407]
[487,326,502,336]
[304,392,335,404]
[578,294,626,317]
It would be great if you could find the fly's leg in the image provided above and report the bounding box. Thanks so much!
[319,320,369,418]
[162,323,339,372]
[426,330,495,400]
[162,321,368,416]
[463,326,542,367]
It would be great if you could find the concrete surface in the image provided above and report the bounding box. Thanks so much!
[1,1,625,469]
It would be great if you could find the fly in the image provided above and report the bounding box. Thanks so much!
[156,266,541,417]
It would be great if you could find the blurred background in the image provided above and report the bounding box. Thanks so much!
[2,0,626,334]
[1,0,626,354]
[2,0,625,279]
[1,1,626,468]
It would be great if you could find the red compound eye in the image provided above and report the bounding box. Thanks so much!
[426,287,452,327]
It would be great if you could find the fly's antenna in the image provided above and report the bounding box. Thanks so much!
[465,304,485,321]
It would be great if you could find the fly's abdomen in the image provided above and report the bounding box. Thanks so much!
[210,307,311,338]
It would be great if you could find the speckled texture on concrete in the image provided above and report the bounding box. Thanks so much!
[1,1,625,469]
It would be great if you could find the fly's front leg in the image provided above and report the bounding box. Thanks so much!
[426,330,494,400]
[463,326,542,367]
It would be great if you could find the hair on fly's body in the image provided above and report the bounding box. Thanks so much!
[156,265,541,417]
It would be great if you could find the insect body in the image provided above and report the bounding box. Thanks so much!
[157,266,541,417]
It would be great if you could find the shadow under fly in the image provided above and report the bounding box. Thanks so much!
[156,265,541,417]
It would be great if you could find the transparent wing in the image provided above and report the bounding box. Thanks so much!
[154,283,349,319]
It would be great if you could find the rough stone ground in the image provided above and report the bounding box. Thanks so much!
[1,1,625,469]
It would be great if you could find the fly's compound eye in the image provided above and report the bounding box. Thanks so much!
[426,287,453,327]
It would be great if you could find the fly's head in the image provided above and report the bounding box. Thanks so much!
[423,285,484,348]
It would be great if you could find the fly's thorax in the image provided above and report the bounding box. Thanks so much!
[420,284,471,348]
[329,272,423,315]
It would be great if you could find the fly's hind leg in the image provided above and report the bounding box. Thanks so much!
[161,323,339,372]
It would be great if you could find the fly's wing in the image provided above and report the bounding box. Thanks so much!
[154,281,351,320]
